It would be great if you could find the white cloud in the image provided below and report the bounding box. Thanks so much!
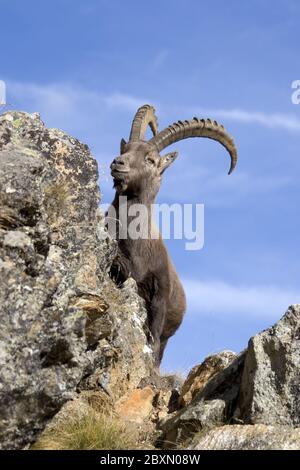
[183,279,299,318]
[102,92,149,111]
[9,81,78,110]
[4,81,296,210]
[174,105,300,132]
[7,81,101,127]
[3,80,298,202]
[6,80,300,133]
[7,81,149,115]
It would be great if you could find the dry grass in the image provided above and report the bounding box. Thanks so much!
[80,391,114,414]
[30,409,138,450]
[0,206,19,230]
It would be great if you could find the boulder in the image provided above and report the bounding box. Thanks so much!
[158,305,300,449]
[158,352,244,447]
[0,111,154,449]
[190,424,300,450]
[236,304,300,426]
[159,399,226,448]
[180,350,237,407]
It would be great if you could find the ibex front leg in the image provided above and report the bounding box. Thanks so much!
[148,293,167,366]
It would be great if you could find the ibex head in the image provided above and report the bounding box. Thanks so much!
[110,104,237,199]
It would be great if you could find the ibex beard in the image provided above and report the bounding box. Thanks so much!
[107,105,237,366]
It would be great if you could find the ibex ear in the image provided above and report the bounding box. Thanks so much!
[158,151,178,174]
[120,138,127,154]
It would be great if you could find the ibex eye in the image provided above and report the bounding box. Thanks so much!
[146,157,155,165]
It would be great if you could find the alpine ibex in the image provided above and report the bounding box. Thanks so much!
[108,105,237,364]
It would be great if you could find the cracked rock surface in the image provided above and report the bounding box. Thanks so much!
[0,111,154,450]
[159,305,300,449]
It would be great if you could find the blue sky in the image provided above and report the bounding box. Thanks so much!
[1,0,300,373]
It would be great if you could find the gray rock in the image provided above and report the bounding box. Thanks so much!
[180,350,237,407]
[158,352,245,448]
[0,111,154,449]
[3,230,33,249]
[236,304,300,426]
[159,304,300,449]
[190,424,300,450]
[159,399,225,448]
[195,352,245,409]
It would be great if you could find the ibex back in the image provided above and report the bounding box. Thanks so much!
[107,105,237,365]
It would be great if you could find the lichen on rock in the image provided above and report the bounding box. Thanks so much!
[235,303,300,426]
[0,111,154,450]
[189,424,300,450]
[158,305,300,449]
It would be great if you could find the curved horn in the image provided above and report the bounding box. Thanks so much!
[129,104,159,141]
[149,117,237,174]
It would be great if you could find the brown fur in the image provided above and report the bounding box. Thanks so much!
[107,141,186,364]
[107,105,237,365]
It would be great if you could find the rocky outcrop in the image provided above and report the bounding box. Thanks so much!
[190,424,300,450]
[235,304,300,426]
[115,374,183,427]
[158,352,244,447]
[0,111,154,450]
[159,305,300,449]
[179,350,237,407]
[1,110,300,452]
[116,387,156,424]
